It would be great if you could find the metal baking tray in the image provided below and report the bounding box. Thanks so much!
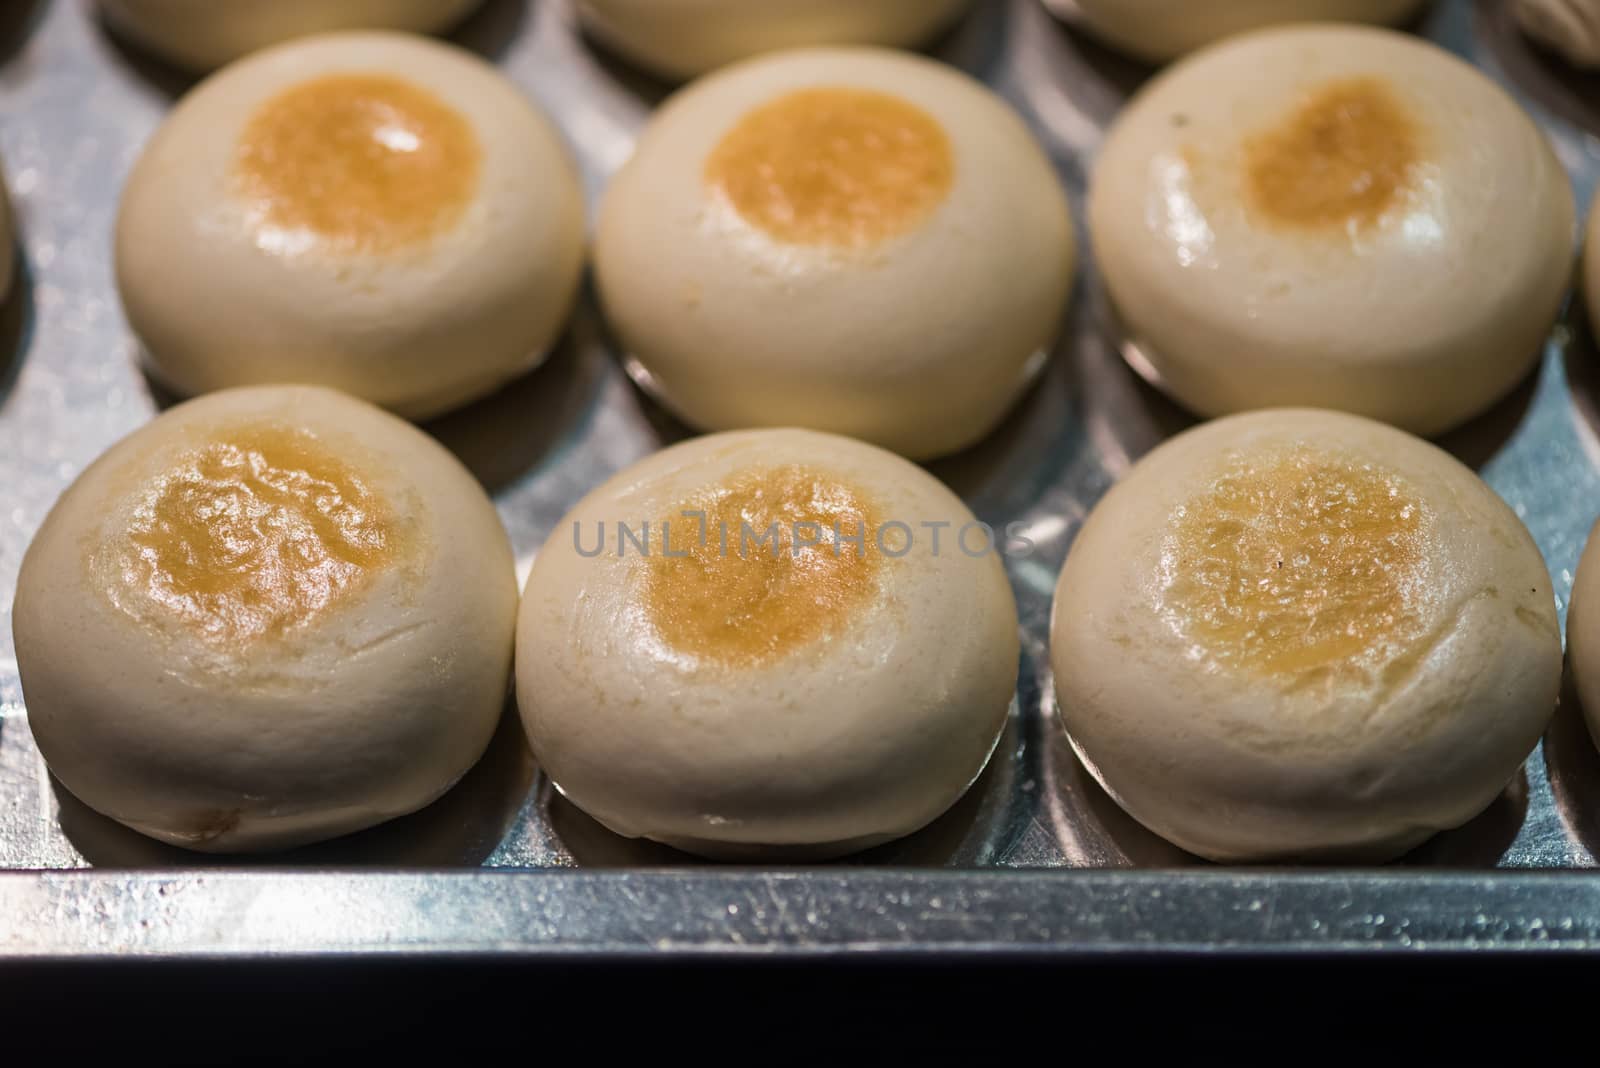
[4,0,1600,960]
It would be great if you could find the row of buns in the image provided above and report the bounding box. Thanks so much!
[89,14,1595,460]
[94,0,1600,77]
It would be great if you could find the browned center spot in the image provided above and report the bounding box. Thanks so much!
[704,87,954,248]
[100,424,408,644]
[643,465,883,666]
[1161,447,1430,683]
[1242,76,1424,233]
[232,72,481,254]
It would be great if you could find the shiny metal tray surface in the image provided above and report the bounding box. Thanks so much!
[3,0,1600,959]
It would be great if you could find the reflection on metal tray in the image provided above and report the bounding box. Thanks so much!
[3,0,1600,957]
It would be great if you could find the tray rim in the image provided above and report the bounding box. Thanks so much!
[5,867,1600,960]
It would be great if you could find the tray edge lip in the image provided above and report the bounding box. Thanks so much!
[6,867,1600,959]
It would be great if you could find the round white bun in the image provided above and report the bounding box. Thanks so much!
[1068,0,1426,62]
[116,31,585,421]
[1564,518,1600,757]
[516,428,1020,858]
[1584,186,1600,344]
[1089,25,1574,437]
[98,0,484,71]
[595,47,1074,461]
[13,385,518,852]
[1513,0,1600,69]
[1050,408,1561,862]
[576,0,972,80]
